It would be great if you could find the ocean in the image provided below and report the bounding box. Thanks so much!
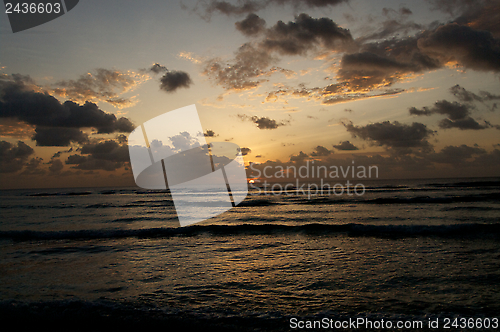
[1,178,499,331]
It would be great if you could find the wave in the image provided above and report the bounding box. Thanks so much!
[1,223,499,241]
[0,299,496,332]
[282,192,500,205]
[425,180,500,188]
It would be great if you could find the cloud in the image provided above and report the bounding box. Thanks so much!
[458,0,500,38]
[0,140,34,173]
[449,84,487,103]
[449,85,500,110]
[205,14,353,93]
[336,51,426,92]
[427,144,486,164]
[49,159,64,173]
[237,114,290,129]
[0,119,35,139]
[147,63,194,93]
[261,13,355,55]
[80,140,130,162]
[344,121,434,152]
[20,157,46,175]
[159,71,193,93]
[310,145,333,156]
[32,127,88,146]
[333,140,359,150]
[359,7,422,42]
[204,130,218,137]
[240,147,252,156]
[290,151,309,163]
[417,23,500,72]
[409,99,492,130]
[149,63,168,73]
[0,80,135,145]
[66,139,129,171]
[50,68,148,108]
[203,43,275,91]
[235,13,266,36]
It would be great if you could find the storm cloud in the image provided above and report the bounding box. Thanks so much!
[333,140,359,150]
[66,139,130,171]
[409,100,492,130]
[240,147,252,156]
[344,121,434,151]
[0,80,135,146]
[32,127,88,147]
[205,14,353,92]
[235,13,266,36]
[0,140,34,173]
[261,13,355,55]
[204,130,218,137]
[417,23,500,72]
[159,71,193,93]
[310,145,333,156]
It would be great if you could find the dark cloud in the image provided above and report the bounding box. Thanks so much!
[310,145,333,156]
[149,63,168,73]
[235,13,266,36]
[459,0,500,38]
[450,84,500,109]
[49,159,64,173]
[0,80,135,146]
[438,117,490,130]
[261,14,355,55]
[66,139,129,171]
[32,127,88,146]
[159,71,193,93]
[337,52,425,92]
[147,63,194,93]
[400,7,413,15]
[240,147,252,156]
[204,130,218,137]
[449,84,485,103]
[20,157,45,175]
[345,121,434,152]
[409,100,492,130]
[290,151,309,163]
[0,140,34,173]
[205,14,353,92]
[51,147,73,159]
[417,23,500,72]
[80,140,130,162]
[427,144,486,164]
[333,140,359,150]
[237,114,290,129]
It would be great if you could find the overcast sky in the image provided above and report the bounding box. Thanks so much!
[1,0,499,189]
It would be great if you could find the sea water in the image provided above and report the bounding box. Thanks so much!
[1,178,499,331]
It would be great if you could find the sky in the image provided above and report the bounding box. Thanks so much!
[1,0,499,189]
